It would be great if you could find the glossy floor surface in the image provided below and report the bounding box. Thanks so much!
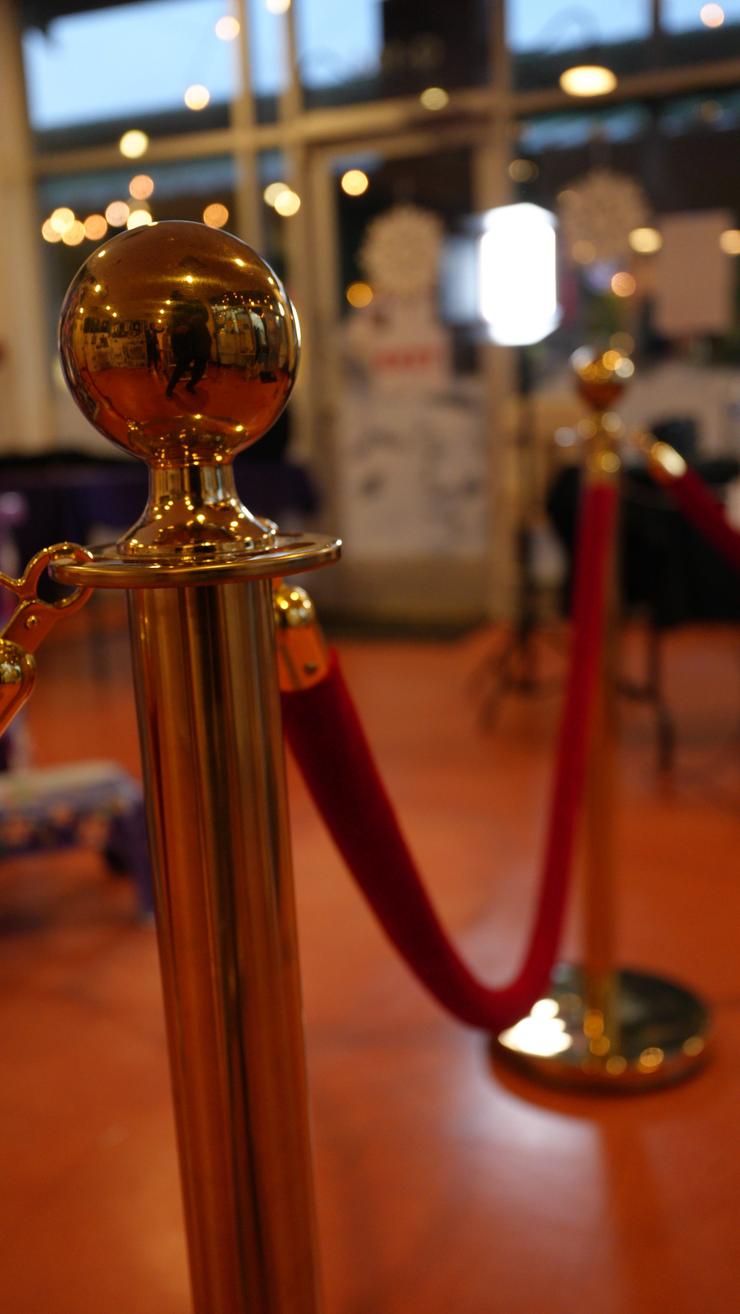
[1,603,738,1314]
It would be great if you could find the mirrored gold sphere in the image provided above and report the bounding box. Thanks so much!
[571,345,634,410]
[59,221,300,469]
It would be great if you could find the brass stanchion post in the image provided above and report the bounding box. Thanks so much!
[495,348,709,1089]
[52,222,340,1312]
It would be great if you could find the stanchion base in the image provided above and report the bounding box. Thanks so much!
[492,963,709,1091]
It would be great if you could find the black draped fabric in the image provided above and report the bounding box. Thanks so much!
[547,461,740,627]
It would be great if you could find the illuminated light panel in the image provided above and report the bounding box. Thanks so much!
[720,228,740,255]
[215,14,240,39]
[84,213,108,240]
[265,0,290,12]
[119,129,149,159]
[629,226,662,253]
[341,169,369,197]
[127,209,154,229]
[700,2,725,26]
[203,202,229,228]
[263,181,289,207]
[508,158,539,183]
[62,219,86,246]
[41,218,62,243]
[480,202,560,346]
[184,84,211,111]
[274,188,301,217]
[420,86,449,111]
[129,174,154,200]
[50,207,76,235]
[559,65,617,97]
[346,281,373,308]
[105,200,130,227]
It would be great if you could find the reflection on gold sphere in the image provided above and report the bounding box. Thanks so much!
[571,345,634,410]
[59,220,300,473]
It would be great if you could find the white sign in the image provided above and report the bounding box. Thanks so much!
[654,211,733,338]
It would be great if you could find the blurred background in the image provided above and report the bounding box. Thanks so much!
[2,0,740,626]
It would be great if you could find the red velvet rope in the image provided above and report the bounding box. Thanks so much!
[649,462,740,574]
[282,480,618,1031]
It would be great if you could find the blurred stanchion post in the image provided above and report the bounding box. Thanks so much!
[494,348,709,1089]
[51,222,340,1314]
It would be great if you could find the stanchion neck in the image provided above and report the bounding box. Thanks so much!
[118,460,275,558]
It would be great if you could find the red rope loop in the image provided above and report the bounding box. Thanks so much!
[648,460,740,575]
[282,480,618,1031]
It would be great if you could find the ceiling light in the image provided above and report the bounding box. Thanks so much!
[559,65,617,97]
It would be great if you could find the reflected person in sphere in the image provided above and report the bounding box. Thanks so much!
[145,321,162,372]
[165,293,213,397]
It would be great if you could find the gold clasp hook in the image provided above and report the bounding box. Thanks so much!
[0,542,93,739]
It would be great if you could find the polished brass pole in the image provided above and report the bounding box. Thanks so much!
[128,580,320,1313]
[52,222,340,1312]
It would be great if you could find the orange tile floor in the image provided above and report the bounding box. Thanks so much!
[1,601,738,1314]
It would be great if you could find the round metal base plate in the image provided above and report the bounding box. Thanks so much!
[492,963,709,1091]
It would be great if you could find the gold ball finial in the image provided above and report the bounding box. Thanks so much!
[571,344,635,411]
[59,221,299,469]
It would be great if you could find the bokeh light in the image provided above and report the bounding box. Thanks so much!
[508,159,539,182]
[105,200,130,227]
[419,86,449,110]
[203,203,229,228]
[84,214,108,240]
[41,218,62,243]
[341,169,369,197]
[184,84,211,111]
[263,181,289,206]
[127,209,154,229]
[129,174,155,200]
[559,65,617,96]
[346,281,373,308]
[629,226,663,253]
[720,228,740,254]
[62,220,86,246]
[119,130,149,159]
[50,207,75,235]
[700,3,725,26]
[274,188,301,217]
[611,271,636,297]
[215,15,240,39]
[572,239,596,264]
